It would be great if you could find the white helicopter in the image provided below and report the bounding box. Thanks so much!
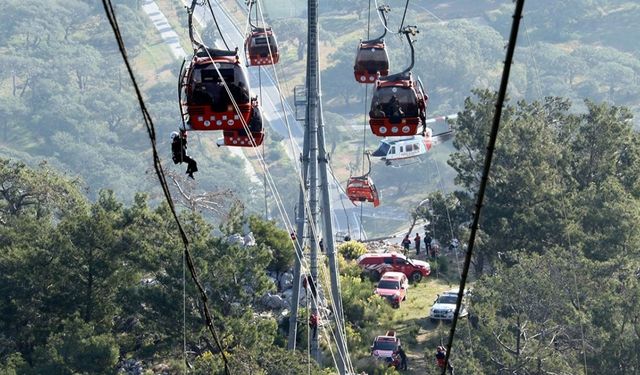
[370,114,457,166]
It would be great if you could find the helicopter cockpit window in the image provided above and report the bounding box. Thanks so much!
[372,142,390,157]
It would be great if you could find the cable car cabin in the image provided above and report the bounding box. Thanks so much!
[354,39,389,83]
[216,102,264,147]
[368,72,428,137]
[346,176,380,207]
[180,48,252,132]
[245,27,279,66]
[371,133,432,163]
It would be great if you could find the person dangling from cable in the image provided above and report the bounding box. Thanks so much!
[171,130,198,179]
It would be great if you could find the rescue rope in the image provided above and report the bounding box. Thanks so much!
[189,22,347,370]
[101,1,230,373]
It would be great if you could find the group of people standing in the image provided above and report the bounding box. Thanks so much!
[401,232,434,257]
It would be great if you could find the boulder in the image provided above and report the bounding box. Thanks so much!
[282,288,294,305]
[279,271,294,290]
[261,292,287,310]
[227,233,244,246]
[243,232,256,246]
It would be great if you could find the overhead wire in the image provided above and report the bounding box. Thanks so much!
[205,0,230,50]
[442,1,525,373]
[251,3,356,368]
[189,7,351,370]
[327,164,353,238]
[357,0,373,240]
[431,155,475,359]
[174,0,342,370]
[398,0,410,32]
[373,0,397,35]
[317,49,356,375]
[189,0,353,370]
[100,1,230,374]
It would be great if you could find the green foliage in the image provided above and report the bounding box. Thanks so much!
[0,353,29,375]
[32,316,119,374]
[340,275,394,328]
[337,254,365,278]
[428,91,640,372]
[337,240,367,260]
[249,215,295,273]
[355,360,400,375]
[0,159,289,372]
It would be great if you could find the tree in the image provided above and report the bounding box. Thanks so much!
[31,317,119,375]
[249,215,295,275]
[0,159,85,223]
[464,249,589,375]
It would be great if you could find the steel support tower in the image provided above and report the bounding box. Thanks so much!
[287,0,350,372]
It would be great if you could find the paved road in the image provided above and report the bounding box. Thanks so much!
[142,0,186,59]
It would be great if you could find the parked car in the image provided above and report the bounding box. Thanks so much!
[357,252,431,282]
[371,330,401,368]
[374,272,409,308]
[428,288,469,322]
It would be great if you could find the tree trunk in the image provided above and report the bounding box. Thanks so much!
[473,251,485,276]
[85,248,94,322]
[19,77,29,98]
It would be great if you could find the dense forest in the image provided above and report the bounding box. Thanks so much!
[1,0,640,374]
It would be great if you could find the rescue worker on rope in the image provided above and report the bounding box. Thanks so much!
[171,130,198,179]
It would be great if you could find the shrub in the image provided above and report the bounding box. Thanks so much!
[338,241,367,260]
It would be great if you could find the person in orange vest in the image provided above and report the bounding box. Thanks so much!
[414,233,421,255]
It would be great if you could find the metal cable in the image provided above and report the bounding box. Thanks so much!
[442,1,525,373]
[205,0,230,49]
[101,1,230,373]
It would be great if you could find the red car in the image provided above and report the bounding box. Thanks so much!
[357,252,431,282]
[375,272,409,308]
